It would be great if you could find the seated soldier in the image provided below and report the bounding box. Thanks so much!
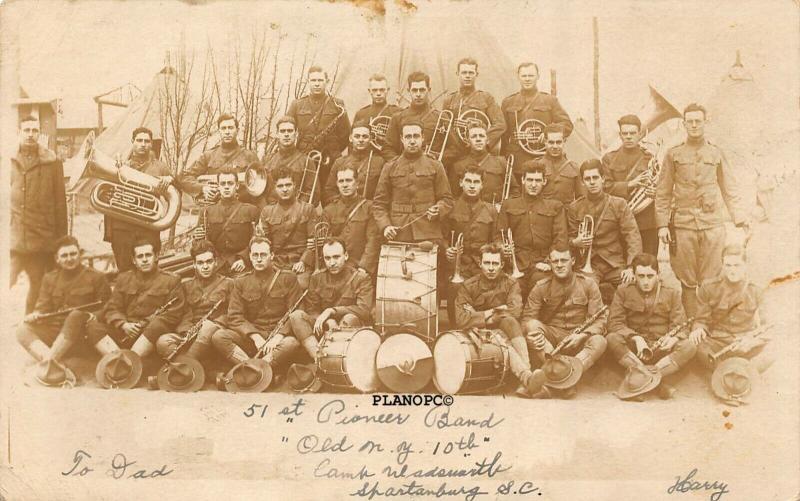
[522,245,608,398]
[289,237,374,357]
[689,244,774,404]
[607,253,696,400]
[212,237,303,376]
[16,236,111,386]
[156,241,233,366]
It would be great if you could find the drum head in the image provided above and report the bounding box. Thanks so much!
[346,329,382,393]
[376,333,434,392]
[432,333,470,395]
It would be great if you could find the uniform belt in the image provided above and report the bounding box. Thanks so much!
[391,202,431,213]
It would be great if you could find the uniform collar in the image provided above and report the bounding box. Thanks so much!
[13,145,56,166]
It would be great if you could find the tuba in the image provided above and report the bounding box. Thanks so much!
[88,148,181,232]
[578,215,595,275]
[369,115,391,151]
[424,110,454,162]
[298,150,323,205]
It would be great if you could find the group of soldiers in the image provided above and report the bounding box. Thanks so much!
[11,58,773,403]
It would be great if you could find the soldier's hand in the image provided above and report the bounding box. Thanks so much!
[292,261,306,274]
[445,246,457,261]
[250,332,267,346]
[306,237,316,250]
[628,172,648,189]
[620,267,635,284]
[563,332,588,351]
[572,235,592,249]
[231,259,246,273]
[502,242,514,256]
[425,205,440,220]
[534,262,551,272]
[643,185,657,198]
[528,332,547,351]
[383,226,398,240]
[733,335,763,355]
[632,335,649,358]
[122,322,142,339]
[462,304,476,314]
[24,312,41,323]
[689,328,707,346]
[314,308,334,336]
[202,184,219,201]
[156,176,173,195]
[658,227,671,244]
[660,335,679,352]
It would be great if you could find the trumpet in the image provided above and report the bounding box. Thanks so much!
[424,110,454,161]
[196,167,269,205]
[369,115,391,151]
[313,221,330,271]
[450,231,465,284]
[193,207,209,241]
[707,324,773,366]
[640,316,695,362]
[578,215,595,275]
[298,150,323,205]
[500,229,525,279]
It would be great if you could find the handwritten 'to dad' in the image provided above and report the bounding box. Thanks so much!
[62,450,174,480]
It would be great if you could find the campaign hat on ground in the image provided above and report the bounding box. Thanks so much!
[153,355,206,392]
[31,359,77,388]
[95,350,143,389]
[711,357,759,406]
[287,363,323,393]
[221,358,273,393]
[616,365,662,400]
[542,355,583,390]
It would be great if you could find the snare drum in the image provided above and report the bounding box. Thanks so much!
[317,328,382,393]
[375,242,438,344]
[433,329,510,395]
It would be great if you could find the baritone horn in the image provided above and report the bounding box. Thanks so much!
[299,150,323,204]
[450,231,465,284]
[578,215,595,274]
[87,147,181,232]
[500,229,525,279]
[627,139,666,215]
[424,110,454,162]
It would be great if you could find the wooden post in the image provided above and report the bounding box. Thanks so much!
[592,17,601,150]
[550,69,557,96]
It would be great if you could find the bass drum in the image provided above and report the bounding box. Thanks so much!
[317,328,382,393]
[375,242,438,345]
[433,329,510,395]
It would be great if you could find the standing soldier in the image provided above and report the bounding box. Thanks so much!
[498,163,568,299]
[383,72,442,160]
[352,73,401,157]
[16,236,110,386]
[607,253,695,400]
[568,159,642,305]
[440,58,506,169]
[197,169,260,277]
[287,65,351,189]
[258,167,318,289]
[180,114,261,205]
[656,103,748,317]
[450,123,519,205]
[602,115,659,255]
[11,115,68,313]
[535,125,584,204]
[262,116,305,206]
[323,120,386,203]
[502,62,573,177]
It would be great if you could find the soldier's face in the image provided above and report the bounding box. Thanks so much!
[683,110,706,140]
[219,119,238,145]
[619,124,641,149]
[722,255,746,283]
[409,81,429,106]
[277,123,297,148]
[194,251,217,279]
[368,80,388,104]
[634,265,658,293]
[460,172,483,198]
[218,173,238,199]
[468,127,487,152]
[337,169,357,197]
[250,242,273,271]
[55,244,81,271]
[522,172,546,196]
[480,252,502,280]
[549,250,574,279]
[401,125,423,153]
[350,126,370,151]
[133,244,156,273]
[518,66,539,91]
[323,242,348,275]
[458,64,478,89]
[132,132,152,156]
[308,71,327,96]
[582,168,604,195]
[275,177,295,201]
[545,132,564,157]
[19,119,40,147]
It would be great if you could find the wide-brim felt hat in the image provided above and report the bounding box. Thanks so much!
[287,363,323,393]
[616,365,662,400]
[711,357,759,406]
[222,358,273,393]
[154,355,206,392]
[95,350,143,389]
[376,333,434,393]
[31,359,77,388]
[542,354,583,390]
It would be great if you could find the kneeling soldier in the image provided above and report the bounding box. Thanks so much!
[16,236,111,386]
[607,253,696,400]
[289,238,374,358]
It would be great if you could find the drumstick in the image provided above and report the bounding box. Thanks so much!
[395,206,435,231]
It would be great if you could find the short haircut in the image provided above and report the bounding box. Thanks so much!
[722,243,747,261]
[401,118,423,133]
[19,115,39,125]
[544,124,565,137]
[131,237,156,257]
[407,71,431,89]
[191,239,219,260]
[461,165,484,181]
[276,115,297,130]
[457,57,479,72]
[549,244,572,256]
[631,253,659,273]
[467,121,487,133]
[617,114,642,130]
[479,242,502,257]
[368,73,388,84]
[307,65,327,78]
[249,236,272,252]
[272,166,294,183]
[322,237,347,254]
[336,166,356,179]
[217,113,238,128]
[54,235,80,255]
[517,62,540,75]
[521,160,547,179]
[131,127,153,141]
[683,103,707,119]
[351,119,370,131]
[217,167,239,183]
[579,159,604,178]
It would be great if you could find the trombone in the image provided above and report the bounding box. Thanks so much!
[424,110,454,161]
[298,150,323,205]
[450,231,465,284]
[500,229,525,279]
[312,221,330,272]
[578,215,595,275]
[496,155,515,212]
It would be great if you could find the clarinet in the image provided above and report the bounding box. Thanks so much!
[165,299,224,362]
[551,305,609,355]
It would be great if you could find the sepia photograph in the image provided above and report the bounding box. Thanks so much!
[0,0,798,499]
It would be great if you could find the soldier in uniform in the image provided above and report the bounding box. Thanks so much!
[262,116,305,206]
[196,169,260,276]
[212,237,303,373]
[319,166,380,277]
[16,236,111,372]
[11,115,68,314]
[179,114,261,206]
[450,123,519,205]
[607,253,695,399]
[383,72,442,160]
[601,114,659,255]
[258,166,318,289]
[287,65,351,188]
[352,73,401,156]
[440,58,506,168]
[498,162,568,299]
[522,246,608,398]
[568,159,642,304]
[656,103,748,316]
[501,62,573,177]
[289,238,375,358]
[535,125,584,205]
[323,120,385,203]
[156,241,233,365]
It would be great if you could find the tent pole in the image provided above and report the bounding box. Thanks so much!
[550,69,557,96]
[592,16,601,150]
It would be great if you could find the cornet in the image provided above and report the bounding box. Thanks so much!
[578,215,595,275]
[299,150,323,205]
[500,229,525,279]
[450,231,465,284]
[313,221,330,271]
[424,110,454,161]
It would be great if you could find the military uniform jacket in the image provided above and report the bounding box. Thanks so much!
[34,266,111,324]
[655,139,745,230]
[305,265,374,322]
[103,269,184,329]
[694,277,763,335]
[454,273,522,329]
[450,152,519,204]
[353,102,402,126]
[287,95,350,162]
[501,90,573,163]
[262,147,304,204]
[179,143,261,197]
[497,194,567,272]
[536,155,584,206]
[10,146,67,253]
[384,103,441,159]
[321,196,380,272]
[373,152,454,241]
[442,196,498,278]
[258,199,317,268]
[176,274,233,333]
[441,89,507,163]
[523,273,606,335]
[323,151,385,203]
[601,146,657,231]
[227,267,303,335]
[567,193,642,269]
[608,282,686,341]
[203,199,260,266]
